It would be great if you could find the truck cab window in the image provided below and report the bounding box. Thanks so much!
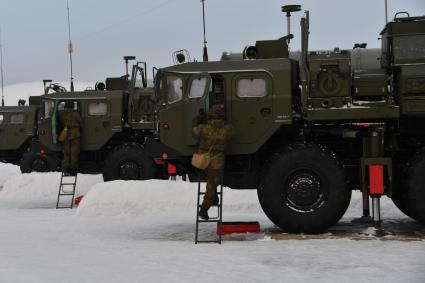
[188,77,207,99]
[89,102,108,116]
[237,78,267,98]
[10,114,25,124]
[166,76,183,104]
[0,114,3,124]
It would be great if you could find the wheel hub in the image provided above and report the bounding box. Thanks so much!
[284,169,327,213]
[119,161,140,180]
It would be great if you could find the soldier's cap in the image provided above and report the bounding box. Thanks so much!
[208,104,225,119]
[64,101,74,109]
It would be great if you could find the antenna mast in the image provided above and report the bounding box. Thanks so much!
[0,27,4,106]
[67,0,74,91]
[201,0,208,62]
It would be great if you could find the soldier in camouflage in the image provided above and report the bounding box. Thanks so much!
[193,104,235,220]
[61,101,82,175]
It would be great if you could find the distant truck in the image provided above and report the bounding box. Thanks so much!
[0,59,157,179]
[143,8,425,233]
[24,61,158,180]
[0,105,38,166]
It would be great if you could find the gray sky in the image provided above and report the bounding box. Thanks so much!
[0,0,424,86]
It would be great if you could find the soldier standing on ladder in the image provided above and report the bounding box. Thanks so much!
[192,105,234,220]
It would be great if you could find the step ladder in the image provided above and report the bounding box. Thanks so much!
[195,175,223,244]
[56,171,78,209]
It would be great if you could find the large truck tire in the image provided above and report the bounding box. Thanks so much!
[402,149,425,225]
[102,145,156,182]
[20,151,59,173]
[258,143,351,233]
[391,187,416,219]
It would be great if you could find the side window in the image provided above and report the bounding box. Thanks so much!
[188,77,207,99]
[88,102,108,116]
[167,76,183,104]
[0,114,3,125]
[10,114,25,124]
[237,78,267,98]
[43,101,55,118]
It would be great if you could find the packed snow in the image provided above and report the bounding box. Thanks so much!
[0,164,424,283]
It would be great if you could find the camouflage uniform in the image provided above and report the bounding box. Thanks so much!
[61,104,82,174]
[193,105,235,216]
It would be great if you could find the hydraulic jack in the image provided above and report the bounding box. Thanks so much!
[358,125,392,225]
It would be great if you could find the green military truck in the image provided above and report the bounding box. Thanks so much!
[21,61,158,179]
[143,9,425,233]
[0,95,42,167]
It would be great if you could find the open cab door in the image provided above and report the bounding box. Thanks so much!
[158,72,211,155]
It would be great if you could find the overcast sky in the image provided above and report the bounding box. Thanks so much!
[0,0,424,86]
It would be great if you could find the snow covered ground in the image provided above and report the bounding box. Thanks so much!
[0,163,424,283]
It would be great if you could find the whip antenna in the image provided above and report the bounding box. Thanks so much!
[201,0,208,62]
[0,27,4,106]
[385,0,389,24]
[67,0,74,91]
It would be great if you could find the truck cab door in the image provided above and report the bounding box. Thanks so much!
[8,112,29,150]
[38,99,58,151]
[159,72,211,155]
[0,113,7,149]
[230,73,274,150]
[81,99,115,151]
[184,73,211,146]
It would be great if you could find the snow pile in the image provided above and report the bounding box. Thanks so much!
[3,81,95,106]
[78,180,262,217]
[0,172,102,208]
[0,163,20,189]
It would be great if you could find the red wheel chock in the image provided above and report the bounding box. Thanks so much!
[217,221,261,235]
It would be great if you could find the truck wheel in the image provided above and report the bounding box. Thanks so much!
[258,143,351,233]
[402,149,425,225]
[20,151,58,173]
[102,145,156,182]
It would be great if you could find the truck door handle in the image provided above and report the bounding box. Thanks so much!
[261,108,271,117]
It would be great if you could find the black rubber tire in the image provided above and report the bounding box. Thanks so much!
[258,143,351,234]
[20,151,59,173]
[391,184,417,219]
[401,149,425,225]
[102,145,156,182]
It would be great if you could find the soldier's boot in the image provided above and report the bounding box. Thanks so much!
[212,196,219,206]
[199,207,209,220]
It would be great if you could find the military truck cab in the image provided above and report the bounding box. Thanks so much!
[153,57,299,188]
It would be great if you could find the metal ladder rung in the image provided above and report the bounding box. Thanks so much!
[56,171,78,209]
[195,171,223,244]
